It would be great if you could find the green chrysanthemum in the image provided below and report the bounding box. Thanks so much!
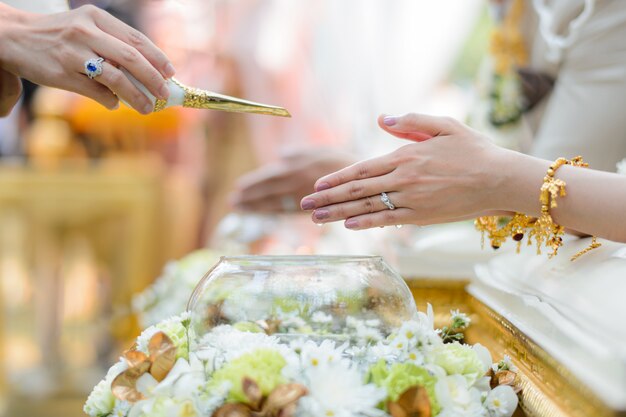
[369,360,440,415]
[209,348,286,403]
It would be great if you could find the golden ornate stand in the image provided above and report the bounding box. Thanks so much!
[408,279,625,417]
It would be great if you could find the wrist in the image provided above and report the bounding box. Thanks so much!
[489,149,551,217]
[0,4,31,69]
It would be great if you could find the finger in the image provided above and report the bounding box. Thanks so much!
[302,175,394,211]
[92,7,175,78]
[235,193,300,214]
[90,32,169,100]
[235,165,290,193]
[69,73,119,110]
[310,154,396,194]
[343,208,414,230]
[92,61,153,114]
[377,113,462,142]
[311,192,401,224]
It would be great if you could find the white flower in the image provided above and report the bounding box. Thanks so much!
[133,250,220,327]
[299,339,347,368]
[311,311,333,324]
[491,355,518,373]
[435,375,487,417]
[450,309,472,328]
[472,344,493,375]
[128,396,199,417]
[84,361,128,417]
[297,363,386,417]
[485,385,518,417]
[111,401,132,417]
[197,325,286,361]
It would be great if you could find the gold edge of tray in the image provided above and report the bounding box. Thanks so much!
[407,278,624,417]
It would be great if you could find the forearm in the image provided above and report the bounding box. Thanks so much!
[495,150,626,243]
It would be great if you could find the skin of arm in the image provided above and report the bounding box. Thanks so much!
[300,113,626,244]
[0,2,174,114]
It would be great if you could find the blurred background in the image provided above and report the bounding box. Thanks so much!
[0,0,492,415]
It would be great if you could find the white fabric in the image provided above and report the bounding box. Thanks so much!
[2,0,69,14]
[525,0,626,172]
[471,237,626,410]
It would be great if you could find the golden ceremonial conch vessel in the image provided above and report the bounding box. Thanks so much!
[122,69,291,117]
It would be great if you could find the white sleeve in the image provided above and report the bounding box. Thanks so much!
[529,0,626,172]
[1,0,69,14]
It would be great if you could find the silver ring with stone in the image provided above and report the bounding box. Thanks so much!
[380,192,395,210]
[85,57,104,79]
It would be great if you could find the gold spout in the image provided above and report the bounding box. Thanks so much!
[154,79,291,117]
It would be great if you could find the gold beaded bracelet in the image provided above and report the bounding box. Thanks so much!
[475,156,601,261]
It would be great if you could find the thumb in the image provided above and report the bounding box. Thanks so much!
[377,113,461,142]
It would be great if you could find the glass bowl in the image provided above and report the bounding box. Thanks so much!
[187,255,417,350]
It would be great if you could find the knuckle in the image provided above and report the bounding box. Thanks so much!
[364,197,374,212]
[383,210,397,224]
[121,47,141,64]
[127,30,146,48]
[107,70,125,87]
[335,205,346,219]
[65,22,91,38]
[80,4,102,18]
[356,164,369,179]
[348,182,365,198]
[442,116,459,129]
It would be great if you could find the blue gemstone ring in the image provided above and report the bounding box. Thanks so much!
[84,57,104,79]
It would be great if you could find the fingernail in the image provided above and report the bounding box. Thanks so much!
[142,102,154,115]
[383,116,397,126]
[164,63,176,78]
[345,219,358,229]
[111,102,120,110]
[301,199,316,210]
[314,209,329,220]
[315,182,331,192]
[159,84,170,100]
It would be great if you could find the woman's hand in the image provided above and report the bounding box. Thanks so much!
[231,149,355,213]
[300,113,511,230]
[0,4,175,114]
[0,67,22,116]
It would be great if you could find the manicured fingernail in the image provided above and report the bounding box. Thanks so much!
[301,199,316,210]
[314,209,329,220]
[315,182,331,191]
[159,84,170,99]
[383,116,397,126]
[164,63,176,78]
[345,219,358,229]
[111,102,120,110]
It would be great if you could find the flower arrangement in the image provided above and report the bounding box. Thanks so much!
[133,250,221,327]
[85,306,519,417]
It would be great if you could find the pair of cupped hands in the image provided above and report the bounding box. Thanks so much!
[298,113,512,230]
[0,5,175,116]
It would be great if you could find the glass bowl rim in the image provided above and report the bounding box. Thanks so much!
[217,254,384,263]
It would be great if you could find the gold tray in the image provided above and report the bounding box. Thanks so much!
[408,279,625,417]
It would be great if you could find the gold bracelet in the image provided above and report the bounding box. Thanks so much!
[475,213,533,253]
[476,156,601,261]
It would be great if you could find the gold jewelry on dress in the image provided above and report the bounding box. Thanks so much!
[475,156,601,261]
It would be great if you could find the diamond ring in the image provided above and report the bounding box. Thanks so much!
[84,57,104,79]
[380,192,395,210]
